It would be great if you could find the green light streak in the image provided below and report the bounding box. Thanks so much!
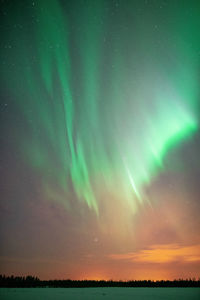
[1,0,199,214]
[126,166,141,201]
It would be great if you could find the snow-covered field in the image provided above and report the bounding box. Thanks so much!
[0,287,200,300]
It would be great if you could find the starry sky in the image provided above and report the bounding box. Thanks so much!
[0,0,200,280]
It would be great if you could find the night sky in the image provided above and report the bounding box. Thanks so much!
[0,0,200,280]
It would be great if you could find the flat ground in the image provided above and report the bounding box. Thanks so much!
[0,287,200,300]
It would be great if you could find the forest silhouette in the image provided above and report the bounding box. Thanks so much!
[0,275,199,288]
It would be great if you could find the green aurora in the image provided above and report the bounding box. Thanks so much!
[1,0,199,215]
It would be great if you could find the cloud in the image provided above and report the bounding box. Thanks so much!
[109,244,200,264]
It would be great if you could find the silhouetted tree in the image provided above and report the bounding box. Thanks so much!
[0,275,199,288]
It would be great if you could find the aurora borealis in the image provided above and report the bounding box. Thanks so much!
[1,0,200,280]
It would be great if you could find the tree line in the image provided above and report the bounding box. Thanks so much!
[0,275,200,288]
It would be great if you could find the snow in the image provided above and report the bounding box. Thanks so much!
[0,287,200,300]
